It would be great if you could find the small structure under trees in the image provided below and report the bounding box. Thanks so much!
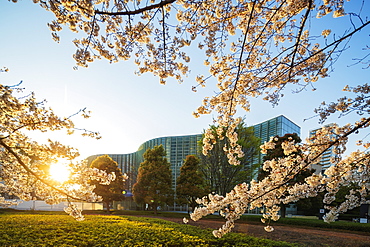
[132,145,174,214]
[89,155,127,213]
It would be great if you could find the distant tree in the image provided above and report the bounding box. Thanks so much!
[90,155,126,213]
[133,145,174,214]
[200,122,260,196]
[176,155,209,212]
[259,133,315,218]
[261,133,301,161]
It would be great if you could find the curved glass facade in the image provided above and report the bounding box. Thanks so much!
[87,134,202,192]
[87,115,300,193]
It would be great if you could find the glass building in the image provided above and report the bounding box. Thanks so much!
[135,134,202,189]
[87,134,202,194]
[309,124,336,173]
[87,115,300,206]
[252,115,301,165]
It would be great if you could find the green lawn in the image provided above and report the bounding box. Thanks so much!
[2,209,369,246]
[108,210,370,233]
[0,212,296,247]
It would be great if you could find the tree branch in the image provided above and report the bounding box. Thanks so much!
[255,20,370,93]
[252,117,370,203]
[95,0,176,16]
[227,0,286,117]
[84,14,97,55]
[0,139,81,201]
[287,0,313,80]
[161,5,167,72]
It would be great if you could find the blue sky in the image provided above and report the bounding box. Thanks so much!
[1,1,369,159]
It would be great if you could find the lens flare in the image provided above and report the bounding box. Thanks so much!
[49,161,70,183]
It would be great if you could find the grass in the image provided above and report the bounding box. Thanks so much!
[1,209,369,247]
[236,214,370,233]
[108,209,370,234]
[0,210,296,247]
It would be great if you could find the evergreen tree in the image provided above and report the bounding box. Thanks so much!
[133,145,174,214]
[176,155,209,212]
[90,155,126,213]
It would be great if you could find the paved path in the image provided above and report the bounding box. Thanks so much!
[138,215,370,247]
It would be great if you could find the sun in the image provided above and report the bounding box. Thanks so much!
[49,160,71,183]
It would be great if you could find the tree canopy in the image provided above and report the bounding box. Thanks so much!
[176,155,209,211]
[200,121,260,195]
[0,80,116,220]
[258,133,315,217]
[132,145,174,214]
[6,0,370,237]
[90,155,127,212]
[262,133,302,164]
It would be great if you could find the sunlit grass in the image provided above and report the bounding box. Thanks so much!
[0,213,295,246]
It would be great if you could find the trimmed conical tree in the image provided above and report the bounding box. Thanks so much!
[176,155,209,212]
[133,145,174,214]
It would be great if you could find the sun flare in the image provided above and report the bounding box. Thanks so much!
[49,161,71,183]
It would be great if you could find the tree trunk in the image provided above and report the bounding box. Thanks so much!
[105,201,111,214]
[190,201,197,213]
[153,202,158,215]
[280,204,287,218]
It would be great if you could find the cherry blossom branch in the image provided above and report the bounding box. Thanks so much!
[83,14,97,55]
[228,0,285,113]
[256,20,370,91]
[288,0,313,80]
[253,117,370,203]
[0,139,81,201]
[227,0,256,118]
[161,6,167,72]
[291,20,370,71]
[95,0,176,16]
[0,121,45,140]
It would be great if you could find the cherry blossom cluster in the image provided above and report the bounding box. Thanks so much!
[17,0,364,87]
[16,1,369,166]
[202,117,244,166]
[0,82,124,219]
[64,203,85,221]
[191,119,370,237]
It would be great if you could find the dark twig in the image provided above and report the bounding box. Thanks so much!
[95,0,176,16]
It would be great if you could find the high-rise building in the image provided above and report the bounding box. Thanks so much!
[135,134,202,189]
[309,124,336,173]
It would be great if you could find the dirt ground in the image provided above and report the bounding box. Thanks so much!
[141,215,370,247]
